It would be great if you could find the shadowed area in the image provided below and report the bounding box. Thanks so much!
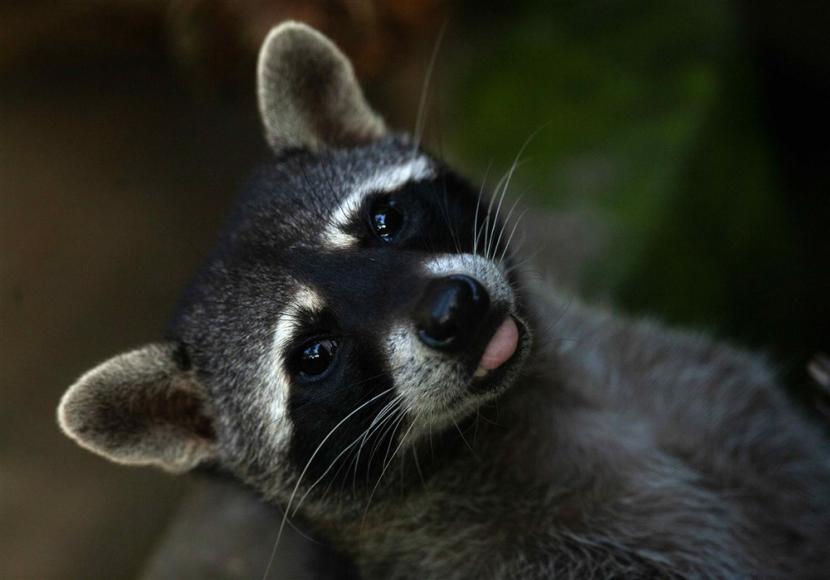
[0,51,262,580]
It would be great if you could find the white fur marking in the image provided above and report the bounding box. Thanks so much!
[423,254,514,307]
[323,157,433,248]
[264,286,325,452]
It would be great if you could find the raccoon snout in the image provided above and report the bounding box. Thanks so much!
[414,275,490,350]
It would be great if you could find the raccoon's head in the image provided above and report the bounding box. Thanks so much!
[58,23,533,511]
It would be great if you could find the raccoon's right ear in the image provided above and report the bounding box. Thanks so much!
[257,21,386,154]
[57,343,216,474]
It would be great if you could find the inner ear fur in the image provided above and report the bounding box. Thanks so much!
[57,342,216,473]
[257,21,386,154]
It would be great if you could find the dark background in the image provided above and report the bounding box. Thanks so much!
[1,1,827,577]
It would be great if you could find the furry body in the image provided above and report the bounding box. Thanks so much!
[326,289,830,579]
[57,22,830,579]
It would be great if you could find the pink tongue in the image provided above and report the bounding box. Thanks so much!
[479,318,519,370]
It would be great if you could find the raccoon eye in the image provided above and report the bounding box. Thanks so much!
[295,339,339,380]
[370,196,403,242]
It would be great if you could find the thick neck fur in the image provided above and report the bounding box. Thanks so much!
[304,282,830,579]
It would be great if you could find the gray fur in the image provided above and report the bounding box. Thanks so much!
[316,281,830,578]
[56,22,830,580]
[58,343,216,473]
[257,21,386,154]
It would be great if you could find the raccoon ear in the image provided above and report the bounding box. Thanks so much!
[257,21,386,154]
[57,343,216,474]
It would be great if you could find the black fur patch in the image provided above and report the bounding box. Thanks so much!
[287,337,397,487]
[168,137,511,485]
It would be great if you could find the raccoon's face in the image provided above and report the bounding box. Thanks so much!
[57,23,532,510]
[187,137,532,495]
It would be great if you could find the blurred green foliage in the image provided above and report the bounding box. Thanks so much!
[445,0,823,392]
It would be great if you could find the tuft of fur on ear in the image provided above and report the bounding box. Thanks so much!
[57,343,216,473]
[257,21,386,154]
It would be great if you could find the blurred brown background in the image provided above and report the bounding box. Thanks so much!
[1,1,828,578]
[0,2,446,577]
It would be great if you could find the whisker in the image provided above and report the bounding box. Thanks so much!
[323,397,404,500]
[412,21,449,154]
[484,169,512,262]
[437,180,463,254]
[487,123,548,260]
[452,417,480,461]
[487,167,513,261]
[499,207,529,266]
[412,445,426,488]
[261,386,395,580]
[263,366,398,428]
[365,407,407,483]
[294,399,403,513]
[473,162,492,259]
[492,194,523,262]
[352,397,405,493]
[362,419,417,526]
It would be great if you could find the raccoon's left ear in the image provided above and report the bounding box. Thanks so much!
[57,343,216,474]
[257,21,386,154]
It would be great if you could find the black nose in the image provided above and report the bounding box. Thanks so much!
[415,275,490,350]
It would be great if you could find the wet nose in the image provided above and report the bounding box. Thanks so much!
[415,275,490,350]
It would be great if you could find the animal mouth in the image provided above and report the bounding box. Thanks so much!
[472,316,520,381]
[407,314,528,434]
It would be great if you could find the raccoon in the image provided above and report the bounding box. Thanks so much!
[58,22,830,579]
